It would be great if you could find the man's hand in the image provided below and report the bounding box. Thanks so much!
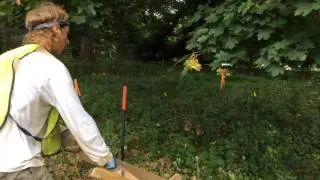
[104,158,117,169]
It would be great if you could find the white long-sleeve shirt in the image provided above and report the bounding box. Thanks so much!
[0,48,113,172]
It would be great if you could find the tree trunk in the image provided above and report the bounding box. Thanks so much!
[116,30,125,77]
[80,26,95,61]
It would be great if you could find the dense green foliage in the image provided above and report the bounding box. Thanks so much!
[184,0,320,76]
[46,59,320,179]
[2,0,320,76]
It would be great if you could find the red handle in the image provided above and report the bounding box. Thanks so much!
[122,85,127,111]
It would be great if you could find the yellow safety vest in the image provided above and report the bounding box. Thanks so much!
[0,44,61,156]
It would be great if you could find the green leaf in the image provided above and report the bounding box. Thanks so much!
[313,1,320,11]
[255,57,271,68]
[186,41,201,51]
[296,39,315,50]
[92,20,102,29]
[197,35,208,44]
[253,17,271,26]
[234,50,247,61]
[223,12,234,22]
[294,2,314,16]
[88,5,97,16]
[238,0,254,15]
[230,24,244,34]
[180,67,189,77]
[224,37,239,49]
[71,15,86,24]
[77,7,84,14]
[283,50,307,61]
[257,29,273,40]
[274,40,290,50]
[214,51,233,62]
[212,155,225,166]
[210,61,220,70]
[266,65,284,77]
[205,13,220,23]
[272,18,288,28]
[194,28,209,38]
[209,25,224,37]
[186,11,202,27]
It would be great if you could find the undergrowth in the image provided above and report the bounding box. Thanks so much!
[47,58,320,180]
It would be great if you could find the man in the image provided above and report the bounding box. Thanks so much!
[0,2,115,179]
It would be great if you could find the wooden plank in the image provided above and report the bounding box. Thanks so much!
[79,152,168,180]
[89,168,125,180]
[89,161,166,180]
[118,161,166,180]
[169,173,183,180]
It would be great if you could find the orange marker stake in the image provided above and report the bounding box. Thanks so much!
[121,84,127,161]
[122,85,127,111]
[73,79,81,97]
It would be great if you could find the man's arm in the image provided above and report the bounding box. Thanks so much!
[40,60,113,166]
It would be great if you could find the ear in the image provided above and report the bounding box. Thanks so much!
[51,24,61,35]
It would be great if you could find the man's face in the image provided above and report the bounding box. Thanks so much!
[52,23,69,55]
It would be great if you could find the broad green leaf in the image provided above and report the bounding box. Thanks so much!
[230,24,244,34]
[77,6,84,14]
[88,5,97,16]
[180,67,189,77]
[210,61,220,70]
[223,12,234,22]
[257,29,273,40]
[294,2,314,16]
[267,47,279,61]
[92,20,102,29]
[234,50,247,61]
[186,41,201,51]
[283,50,307,61]
[194,28,209,38]
[274,40,290,50]
[205,13,219,23]
[208,47,217,53]
[212,155,225,166]
[238,0,254,15]
[186,11,202,27]
[71,15,86,24]
[296,39,315,50]
[255,3,268,15]
[197,35,208,44]
[269,18,287,28]
[253,17,271,26]
[313,1,320,11]
[209,25,224,37]
[214,51,233,63]
[255,57,270,68]
[224,37,239,49]
[266,64,284,77]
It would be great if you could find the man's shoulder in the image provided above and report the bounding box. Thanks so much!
[24,49,66,71]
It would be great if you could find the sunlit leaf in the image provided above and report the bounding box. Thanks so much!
[266,64,284,77]
[257,29,273,40]
[294,2,314,16]
[70,15,86,24]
